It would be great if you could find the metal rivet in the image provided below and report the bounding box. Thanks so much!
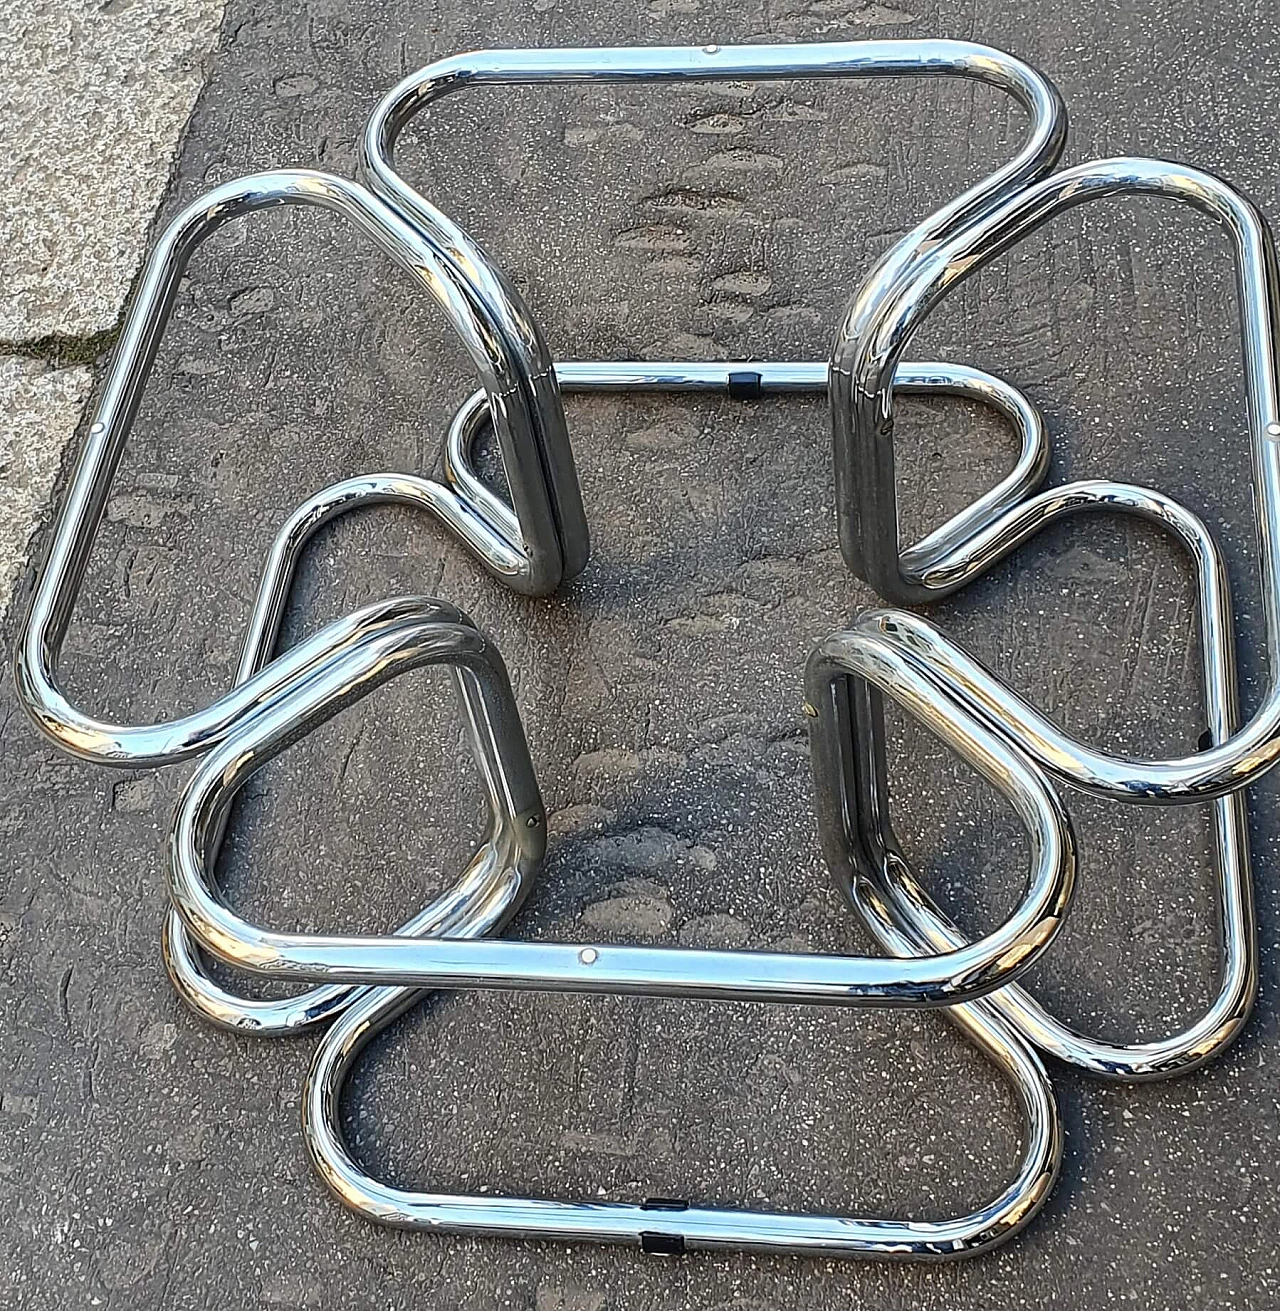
[579,947,599,965]
[1266,421,1280,440]
[702,43,719,54]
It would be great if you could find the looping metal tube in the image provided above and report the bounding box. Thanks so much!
[12,166,589,772]
[835,163,1280,805]
[159,474,546,1033]
[813,481,1256,1079]
[160,601,1071,1257]
[446,358,1049,585]
[824,158,1274,1072]
[300,954,1061,1260]
[18,34,1266,1261]
[364,39,1066,583]
[168,620,1075,1006]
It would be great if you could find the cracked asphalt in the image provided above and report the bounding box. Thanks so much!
[3,2,1280,1308]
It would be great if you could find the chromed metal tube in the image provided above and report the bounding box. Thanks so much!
[834,158,1280,799]
[163,604,546,938]
[299,896,1061,1260]
[161,359,1041,1033]
[285,652,1064,1258]
[158,477,542,1033]
[445,358,1048,583]
[365,41,1065,318]
[12,168,588,769]
[834,156,1280,627]
[23,33,1265,1262]
[814,480,1256,1079]
[364,39,1065,582]
[17,39,1069,768]
[169,613,1075,1008]
[162,361,1021,1032]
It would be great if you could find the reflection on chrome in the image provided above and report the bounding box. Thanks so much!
[165,594,1070,1259]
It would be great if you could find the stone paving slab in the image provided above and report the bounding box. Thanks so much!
[0,0,225,344]
[0,0,226,621]
[0,357,93,607]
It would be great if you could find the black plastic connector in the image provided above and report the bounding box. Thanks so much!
[639,1197,688,1255]
[727,370,763,401]
[640,1231,687,1255]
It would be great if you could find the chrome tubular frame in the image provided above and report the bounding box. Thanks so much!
[13,168,588,769]
[163,610,1071,1258]
[16,34,1273,1264]
[837,156,1280,665]
[167,620,1075,1007]
[364,40,1066,574]
[812,482,1256,1079]
[299,902,1061,1261]
[158,471,546,1031]
[446,356,1050,572]
[823,158,1277,1073]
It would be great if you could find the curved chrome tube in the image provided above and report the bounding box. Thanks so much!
[835,155,1280,622]
[168,615,1075,1008]
[149,531,1070,1257]
[158,475,544,1032]
[166,607,545,963]
[836,159,1280,801]
[19,35,1271,1262]
[12,167,590,770]
[160,605,1065,1258]
[365,40,1065,576]
[813,480,1257,1079]
[445,357,1048,576]
[17,41,1069,764]
[299,897,1061,1260]
[161,357,1035,1033]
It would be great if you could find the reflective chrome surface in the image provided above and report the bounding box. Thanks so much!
[13,168,589,769]
[159,474,543,1032]
[814,480,1256,1079]
[365,40,1065,577]
[824,157,1273,1073]
[15,36,1274,1265]
[446,358,1049,584]
[813,156,1274,1075]
[299,906,1061,1260]
[161,591,1069,1256]
[169,620,1075,1006]
[836,162,1280,781]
